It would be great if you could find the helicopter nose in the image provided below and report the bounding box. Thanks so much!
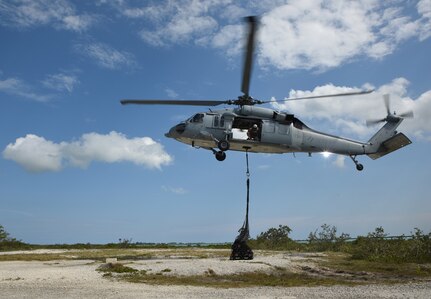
[165,127,175,138]
[165,123,186,138]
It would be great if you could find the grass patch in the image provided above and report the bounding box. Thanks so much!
[0,253,68,261]
[97,263,138,274]
[320,252,431,278]
[0,248,230,262]
[121,270,358,288]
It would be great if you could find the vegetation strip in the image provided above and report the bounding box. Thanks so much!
[120,270,359,288]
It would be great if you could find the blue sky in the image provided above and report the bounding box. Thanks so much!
[0,0,430,244]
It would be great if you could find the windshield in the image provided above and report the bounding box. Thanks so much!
[189,113,204,123]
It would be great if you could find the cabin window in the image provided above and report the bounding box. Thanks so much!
[212,115,225,127]
[213,115,219,127]
[220,115,225,127]
[278,124,288,134]
[264,122,275,133]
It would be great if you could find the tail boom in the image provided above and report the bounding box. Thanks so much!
[365,117,412,160]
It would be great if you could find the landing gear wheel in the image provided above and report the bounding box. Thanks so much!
[350,155,364,172]
[218,140,230,151]
[215,151,226,161]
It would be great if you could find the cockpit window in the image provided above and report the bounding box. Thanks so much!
[191,113,204,123]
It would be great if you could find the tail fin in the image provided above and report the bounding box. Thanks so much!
[366,119,412,160]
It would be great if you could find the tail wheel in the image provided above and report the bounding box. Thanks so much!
[218,140,230,151]
[350,155,364,171]
[215,151,226,161]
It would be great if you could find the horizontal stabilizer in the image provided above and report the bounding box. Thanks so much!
[367,133,412,160]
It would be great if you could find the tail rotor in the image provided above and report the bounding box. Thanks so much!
[366,94,414,127]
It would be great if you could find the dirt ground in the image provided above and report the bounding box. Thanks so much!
[1,249,430,298]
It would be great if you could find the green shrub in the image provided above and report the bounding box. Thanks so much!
[97,263,138,273]
[350,227,431,263]
[0,225,30,251]
[306,224,351,252]
[249,225,304,250]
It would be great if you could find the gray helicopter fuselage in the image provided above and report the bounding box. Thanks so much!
[165,106,370,156]
[122,14,412,170]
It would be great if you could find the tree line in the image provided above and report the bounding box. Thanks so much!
[248,224,431,263]
[2,223,430,263]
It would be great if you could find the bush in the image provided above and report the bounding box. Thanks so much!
[0,225,10,241]
[249,225,303,250]
[0,224,30,251]
[350,227,431,263]
[306,224,351,252]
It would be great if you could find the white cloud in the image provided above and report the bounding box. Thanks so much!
[75,42,136,70]
[219,4,249,21]
[138,6,218,46]
[258,0,426,71]
[3,134,62,172]
[417,0,431,40]
[3,131,173,173]
[210,24,243,56]
[42,73,79,92]
[271,77,431,141]
[0,77,52,102]
[102,0,225,46]
[0,0,95,32]
[403,90,431,141]
[258,1,429,70]
[109,1,430,71]
[62,14,94,32]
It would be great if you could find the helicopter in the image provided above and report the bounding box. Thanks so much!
[121,16,413,171]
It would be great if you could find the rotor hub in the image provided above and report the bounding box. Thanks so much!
[230,95,263,106]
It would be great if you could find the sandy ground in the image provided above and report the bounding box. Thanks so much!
[1,249,430,298]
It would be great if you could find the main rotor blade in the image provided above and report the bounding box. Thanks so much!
[366,118,386,127]
[121,99,227,106]
[241,16,258,97]
[264,89,374,103]
[399,110,414,118]
[383,94,391,115]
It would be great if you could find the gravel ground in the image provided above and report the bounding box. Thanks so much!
[1,250,430,298]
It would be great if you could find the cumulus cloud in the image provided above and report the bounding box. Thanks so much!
[75,42,136,70]
[210,24,244,56]
[0,0,95,32]
[258,0,429,70]
[3,131,173,173]
[271,77,431,141]
[106,1,430,71]
[2,134,63,172]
